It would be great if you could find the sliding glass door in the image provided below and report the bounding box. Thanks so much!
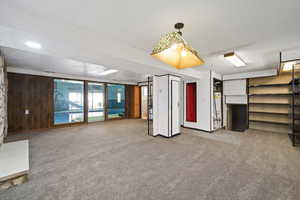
[54,79,84,124]
[54,80,126,124]
[88,82,105,122]
[107,84,125,119]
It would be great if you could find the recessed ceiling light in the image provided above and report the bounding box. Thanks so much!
[25,41,42,49]
[224,52,246,67]
[282,61,296,71]
[99,69,118,76]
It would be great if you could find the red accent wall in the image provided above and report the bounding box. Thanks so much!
[186,83,197,122]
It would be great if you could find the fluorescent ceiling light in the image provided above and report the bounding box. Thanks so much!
[86,63,106,71]
[282,61,296,71]
[224,52,246,67]
[99,69,118,76]
[25,41,41,49]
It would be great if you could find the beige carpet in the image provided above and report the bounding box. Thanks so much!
[1,119,300,200]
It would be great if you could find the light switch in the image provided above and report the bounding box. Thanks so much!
[25,109,30,115]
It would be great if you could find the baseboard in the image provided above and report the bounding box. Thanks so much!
[181,126,213,133]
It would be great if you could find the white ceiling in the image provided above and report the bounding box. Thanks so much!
[0,47,146,83]
[1,0,300,80]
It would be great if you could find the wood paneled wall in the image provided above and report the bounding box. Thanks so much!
[8,73,53,132]
[126,85,141,118]
[8,73,140,133]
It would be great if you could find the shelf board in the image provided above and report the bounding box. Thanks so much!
[249,83,290,87]
[249,121,291,134]
[249,93,292,96]
[249,111,289,115]
[249,120,289,125]
[249,102,290,105]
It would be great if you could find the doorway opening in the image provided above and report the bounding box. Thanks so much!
[213,79,223,130]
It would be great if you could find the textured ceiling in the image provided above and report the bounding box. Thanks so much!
[1,0,300,80]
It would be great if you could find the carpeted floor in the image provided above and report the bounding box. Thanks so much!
[1,119,300,200]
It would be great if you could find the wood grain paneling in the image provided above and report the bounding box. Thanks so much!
[126,85,140,118]
[133,86,141,118]
[249,112,290,124]
[249,95,290,104]
[249,104,289,114]
[249,85,291,95]
[7,73,52,133]
[249,121,292,134]
[8,73,136,133]
[249,73,291,86]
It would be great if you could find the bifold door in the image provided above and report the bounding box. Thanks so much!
[171,80,180,135]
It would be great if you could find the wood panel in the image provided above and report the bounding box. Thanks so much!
[249,85,291,95]
[249,121,291,134]
[249,73,291,86]
[249,95,290,104]
[249,113,290,124]
[126,85,140,118]
[133,86,141,118]
[7,73,53,133]
[249,104,289,114]
[8,73,136,133]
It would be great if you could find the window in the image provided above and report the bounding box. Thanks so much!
[69,92,83,110]
[54,79,84,124]
[88,82,105,122]
[142,86,148,96]
[141,86,148,119]
[107,84,125,119]
[117,92,121,103]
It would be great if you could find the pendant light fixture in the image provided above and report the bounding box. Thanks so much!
[151,23,204,69]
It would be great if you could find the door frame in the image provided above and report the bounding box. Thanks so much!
[171,80,180,136]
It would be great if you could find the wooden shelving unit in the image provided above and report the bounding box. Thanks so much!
[248,72,292,134]
[290,64,300,146]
